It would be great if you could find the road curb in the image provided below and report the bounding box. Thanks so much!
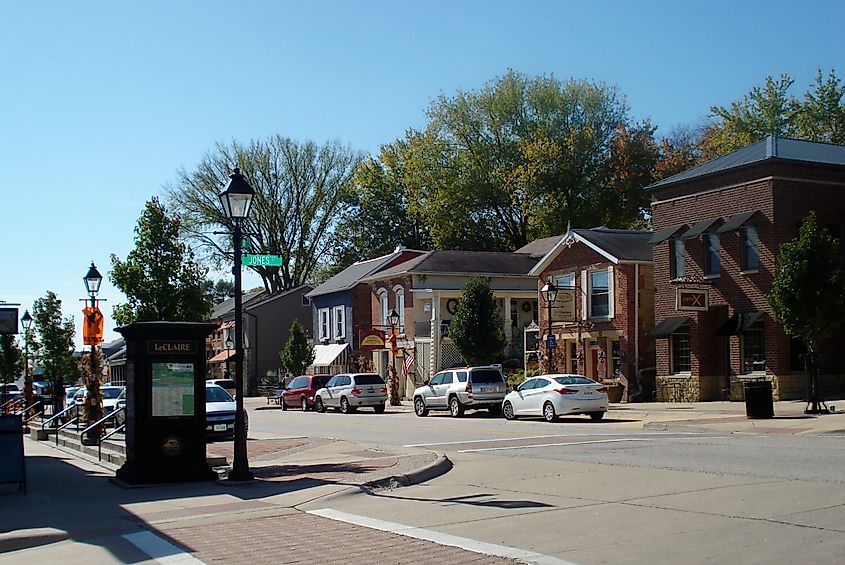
[363,453,452,489]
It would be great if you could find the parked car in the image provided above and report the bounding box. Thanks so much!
[114,388,126,427]
[502,374,608,422]
[206,378,237,398]
[413,365,507,418]
[314,373,387,414]
[281,374,332,411]
[64,386,81,409]
[0,383,22,404]
[205,383,248,440]
[71,385,125,420]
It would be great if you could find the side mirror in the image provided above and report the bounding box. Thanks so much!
[423,380,430,386]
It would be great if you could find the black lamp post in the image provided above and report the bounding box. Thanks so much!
[219,167,255,482]
[540,280,558,373]
[21,310,33,412]
[386,308,401,405]
[83,262,103,438]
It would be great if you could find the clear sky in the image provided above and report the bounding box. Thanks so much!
[1,0,843,349]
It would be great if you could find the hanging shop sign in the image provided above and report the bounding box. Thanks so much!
[676,289,709,311]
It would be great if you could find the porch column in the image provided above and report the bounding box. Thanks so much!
[430,292,440,374]
[502,296,512,346]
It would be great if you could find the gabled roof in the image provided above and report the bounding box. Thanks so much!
[515,235,561,259]
[649,135,845,190]
[246,285,312,310]
[306,248,427,299]
[529,227,653,275]
[211,288,267,319]
[364,250,539,282]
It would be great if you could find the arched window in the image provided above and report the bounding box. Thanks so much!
[394,287,405,333]
[378,289,388,329]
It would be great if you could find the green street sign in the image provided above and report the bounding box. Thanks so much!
[242,254,283,267]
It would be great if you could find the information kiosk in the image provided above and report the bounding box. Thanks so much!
[115,321,218,484]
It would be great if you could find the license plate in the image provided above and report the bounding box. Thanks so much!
[367,388,374,393]
[483,387,494,392]
[213,424,228,431]
[584,390,593,395]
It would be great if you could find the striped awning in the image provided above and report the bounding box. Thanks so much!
[209,350,235,363]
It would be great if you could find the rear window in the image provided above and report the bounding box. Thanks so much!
[553,376,596,385]
[213,379,236,389]
[312,376,331,389]
[469,369,504,384]
[206,386,233,403]
[353,374,385,386]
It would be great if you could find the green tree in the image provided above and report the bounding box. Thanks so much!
[796,68,845,144]
[0,335,22,402]
[279,320,314,379]
[449,277,507,366]
[32,291,78,410]
[205,279,234,305]
[768,213,845,413]
[110,197,213,325]
[167,136,362,293]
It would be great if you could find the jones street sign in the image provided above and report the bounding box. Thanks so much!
[242,254,284,267]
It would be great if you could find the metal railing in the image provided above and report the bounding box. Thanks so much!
[22,400,45,424]
[98,413,125,462]
[1,397,24,414]
[41,404,80,445]
[78,407,122,444]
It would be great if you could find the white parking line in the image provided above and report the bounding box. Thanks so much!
[308,508,578,565]
[123,531,206,564]
[458,438,652,453]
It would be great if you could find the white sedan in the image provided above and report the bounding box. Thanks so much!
[502,374,608,422]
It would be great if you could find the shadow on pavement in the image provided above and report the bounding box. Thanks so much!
[368,490,555,510]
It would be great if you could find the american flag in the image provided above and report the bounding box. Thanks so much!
[402,350,415,378]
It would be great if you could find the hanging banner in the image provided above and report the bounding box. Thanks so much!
[82,306,104,345]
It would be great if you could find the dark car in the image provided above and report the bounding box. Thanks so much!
[281,374,332,411]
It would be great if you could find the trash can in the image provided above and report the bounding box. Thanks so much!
[743,379,774,419]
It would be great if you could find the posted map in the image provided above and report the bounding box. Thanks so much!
[151,362,196,417]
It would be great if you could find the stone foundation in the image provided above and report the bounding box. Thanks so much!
[656,375,700,402]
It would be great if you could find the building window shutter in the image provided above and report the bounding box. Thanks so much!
[607,266,615,319]
[580,270,588,321]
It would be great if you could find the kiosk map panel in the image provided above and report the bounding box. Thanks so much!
[152,362,196,417]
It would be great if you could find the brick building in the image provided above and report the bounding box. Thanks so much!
[525,228,655,401]
[648,136,845,402]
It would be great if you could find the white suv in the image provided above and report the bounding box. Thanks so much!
[413,366,507,418]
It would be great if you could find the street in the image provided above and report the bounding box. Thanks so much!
[251,405,845,564]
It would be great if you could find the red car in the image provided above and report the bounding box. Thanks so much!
[282,374,332,411]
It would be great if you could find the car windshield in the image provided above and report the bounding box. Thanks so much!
[213,379,236,389]
[354,375,385,385]
[470,369,504,384]
[553,376,596,385]
[102,388,123,399]
[206,386,233,403]
[312,376,331,389]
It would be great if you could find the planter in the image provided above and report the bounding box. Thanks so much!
[605,384,624,403]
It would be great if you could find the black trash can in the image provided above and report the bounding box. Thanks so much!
[743,379,774,419]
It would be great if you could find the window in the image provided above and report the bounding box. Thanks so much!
[611,340,622,376]
[456,371,467,383]
[533,378,551,389]
[318,308,330,341]
[670,238,686,279]
[554,273,575,289]
[337,375,351,386]
[742,225,759,271]
[326,376,339,388]
[379,290,388,328]
[332,305,345,340]
[671,325,691,373]
[395,288,405,332]
[570,342,578,374]
[429,372,451,386]
[705,232,721,276]
[517,379,535,392]
[288,377,307,389]
[589,269,610,318]
[742,320,766,373]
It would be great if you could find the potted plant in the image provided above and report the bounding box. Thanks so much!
[602,377,625,403]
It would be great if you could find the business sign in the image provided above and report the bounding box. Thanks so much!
[676,289,709,311]
[242,254,284,267]
[147,340,198,355]
[551,289,576,322]
[359,330,386,350]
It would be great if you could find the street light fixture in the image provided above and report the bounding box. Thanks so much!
[219,167,255,482]
[386,308,401,406]
[82,262,104,443]
[540,280,558,373]
[21,310,33,413]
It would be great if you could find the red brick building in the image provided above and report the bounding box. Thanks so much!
[648,136,845,402]
[525,228,655,401]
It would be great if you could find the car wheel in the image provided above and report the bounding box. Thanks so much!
[315,397,326,413]
[281,398,287,411]
[543,401,558,423]
[488,404,502,417]
[589,411,605,421]
[449,396,464,418]
[503,401,516,420]
[340,396,351,414]
[301,397,309,411]
[414,397,429,417]
[374,404,385,414]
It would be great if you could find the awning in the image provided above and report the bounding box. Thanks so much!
[716,210,758,233]
[649,224,688,245]
[647,316,690,339]
[715,311,764,336]
[681,217,721,240]
[312,343,349,367]
[209,350,234,363]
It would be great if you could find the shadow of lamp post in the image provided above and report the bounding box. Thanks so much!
[218,167,255,482]
[540,280,558,373]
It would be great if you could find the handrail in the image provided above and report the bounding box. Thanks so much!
[78,407,123,443]
[23,401,45,424]
[1,398,24,414]
[42,404,76,430]
[99,421,125,461]
[56,416,79,445]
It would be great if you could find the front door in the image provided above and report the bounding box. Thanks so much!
[589,348,600,381]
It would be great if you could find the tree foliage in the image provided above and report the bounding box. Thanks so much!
[110,197,213,325]
[32,291,78,407]
[449,277,506,366]
[167,136,362,292]
[205,279,234,306]
[279,319,314,377]
[0,335,22,389]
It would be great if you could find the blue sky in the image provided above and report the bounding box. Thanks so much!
[1,0,843,348]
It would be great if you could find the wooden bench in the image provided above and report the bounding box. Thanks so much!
[267,389,284,405]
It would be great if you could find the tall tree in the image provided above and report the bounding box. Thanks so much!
[796,68,845,144]
[167,136,362,293]
[205,279,234,305]
[279,320,314,379]
[32,291,78,410]
[110,197,213,325]
[768,213,845,413]
[0,335,22,402]
[449,277,507,366]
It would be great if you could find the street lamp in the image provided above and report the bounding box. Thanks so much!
[21,310,33,413]
[386,308,400,406]
[219,167,255,482]
[83,262,103,442]
[540,280,558,373]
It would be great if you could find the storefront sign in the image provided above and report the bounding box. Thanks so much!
[359,330,386,350]
[147,340,197,355]
[551,289,576,322]
[676,289,709,311]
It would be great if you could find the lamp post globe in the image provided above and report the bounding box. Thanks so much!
[220,166,255,482]
[84,262,103,296]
